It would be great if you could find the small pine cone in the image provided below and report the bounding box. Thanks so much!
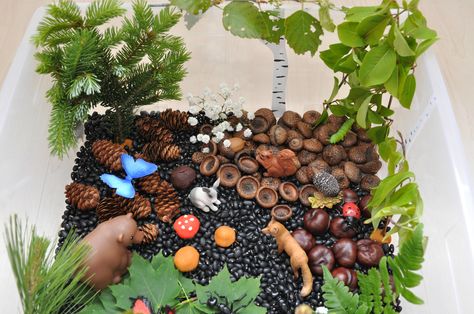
[139,223,159,244]
[92,140,126,171]
[96,196,126,222]
[159,109,189,131]
[135,116,174,143]
[65,182,100,211]
[143,142,181,162]
[123,194,152,219]
[154,185,181,222]
[136,173,162,194]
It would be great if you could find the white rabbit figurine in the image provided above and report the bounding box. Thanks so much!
[189,178,221,212]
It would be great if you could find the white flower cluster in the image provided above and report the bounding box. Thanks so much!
[186,83,253,146]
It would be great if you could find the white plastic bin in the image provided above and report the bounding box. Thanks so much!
[1,3,473,313]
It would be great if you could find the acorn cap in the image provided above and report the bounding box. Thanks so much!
[296,121,313,138]
[303,110,321,124]
[218,164,241,187]
[312,171,340,197]
[260,177,281,191]
[278,182,299,202]
[252,133,270,144]
[200,155,220,176]
[303,138,323,153]
[236,176,260,200]
[218,140,236,159]
[256,186,279,208]
[269,125,288,146]
[237,156,260,174]
[271,205,293,222]
[281,110,302,128]
[250,116,270,134]
[202,141,218,156]
[199,124,214,135]
[299,185,318,206]
[255,108,276,126]
[288,138,304,152]
[192,151,207,164]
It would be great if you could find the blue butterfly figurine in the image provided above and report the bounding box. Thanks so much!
[100,154,158,199]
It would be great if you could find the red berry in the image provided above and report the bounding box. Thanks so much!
[173,214,200,239]
[342,202,361,219]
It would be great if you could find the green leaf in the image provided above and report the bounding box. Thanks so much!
[367,125,389,144]
[369,171,415,207]
[313,109,329,127]
[322,266,359,313]
[334,54,358,73]
[338,22,366,47]
[368,110,385,124]
[356,95,372,128]
[171,0,212,15]
[345,6,380,22]
[238,303,267,314]
[408,0,420,11]
[399,74,416,108]
[385,66,399,96]
[320,44,351,69]
[393,25,415,57]
[328,77,340,102]
[416,38,438,57]
[359,43,396,86]
[402,12,437,39]
[319,5,336,32]
[285,10,323,56]
[357,14,390,45]
[222,1,266,39]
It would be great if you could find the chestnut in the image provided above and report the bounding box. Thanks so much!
[359,194,372,218]
[331,267,358,290]
[332,238,358,268]
[357,239,384,267]
[308,245,335,275]
[329,217,357,238]
[303,208,330,235]
[291,228,316,253]
[342,189,358,203]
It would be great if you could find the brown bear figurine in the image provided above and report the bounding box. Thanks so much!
[256,146,301,177]
[81,213,144,290]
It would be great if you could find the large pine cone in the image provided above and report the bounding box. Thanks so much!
[96,194,152,222]
[92,140,126,171]
[143,142,181,162]
[139,223,159,244]
[135,116,174,143]
[136,173,162,194]
[154,182,181,222]
[65,182,100,211]
[159,109,189,131]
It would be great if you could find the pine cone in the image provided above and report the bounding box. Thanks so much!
[92,140,126,171]
[123,194,152,219]
[143,142,181,162]
[65,182,100,211]
[96,196,126,222]
[139,223,159,244]
[136,173,162,194]
[159,109,189,131]
[135,116,174,143]
[154,182,181,222]
[96,194,152,222]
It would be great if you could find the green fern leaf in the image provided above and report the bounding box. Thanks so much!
[85,0,126,27]
[322,266,359,313]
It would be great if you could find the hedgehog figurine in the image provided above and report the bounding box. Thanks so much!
[312,171,340,197]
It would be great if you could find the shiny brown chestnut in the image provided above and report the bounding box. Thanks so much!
[299,184,318,207]
[303,208,330,235]
[291,228,316,253]
[237,156,259,174]
[170,165,196,190]
[357,239,384,267]
[331,267,358,290]
[256,186,279,208]
[278,182,299,202]
[308,245,335,275]
[271,205,293,222]
[342,189,358,203]
[330,217,357,238]
[217,164,241,187]
[359,194,372,218]
[333,238,358,268]
[200,155,220,176]
[236,176,260,200]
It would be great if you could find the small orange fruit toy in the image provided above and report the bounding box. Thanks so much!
[370,229,392,244]
[214,226,236,248]
[174,246,200,272]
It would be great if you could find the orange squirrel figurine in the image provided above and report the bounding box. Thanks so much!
[81,213,144,290]
[262,219,313,297]
[256,147,301,177]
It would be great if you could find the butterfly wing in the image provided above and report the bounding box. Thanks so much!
[132,298,152,314]
[100,174,135,199]
[121,154,158,179]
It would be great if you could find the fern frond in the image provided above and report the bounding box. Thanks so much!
[85,0,126,27]
[322,266,359,314]
[358,268,384,314]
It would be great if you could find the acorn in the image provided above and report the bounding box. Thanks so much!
[299,184,318,206]
[341,131,358,148]
[302,110,321,124]
[218,141,235,159]
[314,123,338,145]
[348,145,370,164]
[296,166,310,184]
[303,138,323,153]
[344,161,362,183]
[228,137,246,152]
[278,182,299,202]
[271,205,293,222]
[361,175,380,191]
[237,156,259,174]
[236,176,260,200]
[287,129,304,142]
[255,108,276,126]
[312,171,340,197]
[200,155,220,176]
[281,110,302,128]
[332,167,350,190]
[328,114,345,127]
[261,177,281,191]
[358,160,382,174]
[297,150,317,166]
[256,186,279,208]
[322,145,347,166]
[252,133,270,144]
[217,164,241,187]
[288,138,304,152]
[308,159,331,174]
[269,125,288,146]
[296,121,313,138]
[354,125,370,142]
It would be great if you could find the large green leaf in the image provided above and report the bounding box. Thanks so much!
[369,171,415,207]
[399,74,416,108]
[359,43,396,86]
[345,6,380,22]
[357,14,390,45]
[171,0,212,15]
[320,43,351,69]
[384,66,399,96]
[402,12,437,39]
[393,25,415,57]
[356,95,372,128]
[285,10,323,55]
[338,21,366,47]
[222,1,267,39]
[319,4,336,32]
